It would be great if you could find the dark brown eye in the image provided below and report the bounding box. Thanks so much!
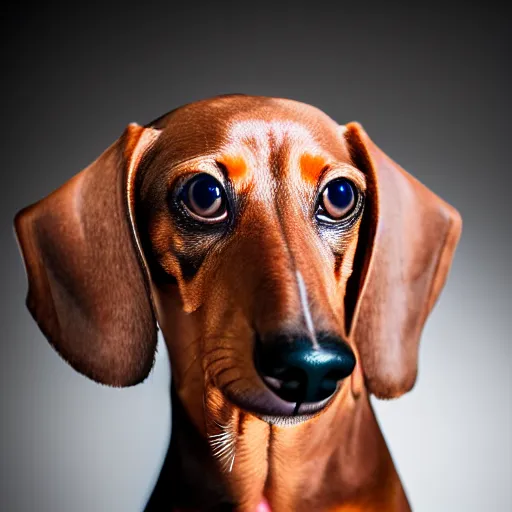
[317,178,357,221]
[181,173,228,222]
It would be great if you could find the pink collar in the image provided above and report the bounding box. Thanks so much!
[174,498,271,511]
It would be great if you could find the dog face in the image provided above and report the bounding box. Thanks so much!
[135,97,370,428]
[14,94,461,476]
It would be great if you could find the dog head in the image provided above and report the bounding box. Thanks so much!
[15,94,461,442]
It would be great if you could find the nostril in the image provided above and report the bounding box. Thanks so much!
[261,367,308,403]
[319,369,341,394]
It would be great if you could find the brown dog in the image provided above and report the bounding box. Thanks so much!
[14,95,461,511]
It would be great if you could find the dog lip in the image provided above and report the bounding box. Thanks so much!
[222,383,339,424]
[222,386,296,417]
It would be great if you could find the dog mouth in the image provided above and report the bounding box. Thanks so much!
[207,335,355,426]
[221,381,340,427]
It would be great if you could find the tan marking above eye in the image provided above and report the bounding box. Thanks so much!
[300,153,327,185]
[218,154,248,180]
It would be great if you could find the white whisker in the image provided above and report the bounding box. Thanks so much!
[209,438,232,447]
[206,413,238,473]
[219,449,236,465]
[212,442,235,457]
[228,453,236,472]
[208,432,233,439]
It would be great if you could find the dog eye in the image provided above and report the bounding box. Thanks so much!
[181,173,228,222]
[317,178,357,221]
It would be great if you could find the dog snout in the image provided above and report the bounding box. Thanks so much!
[254,333,356,408]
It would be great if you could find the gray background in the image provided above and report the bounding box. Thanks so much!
[1,2,510,511]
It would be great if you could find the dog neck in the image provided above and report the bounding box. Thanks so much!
[145,383,411,512]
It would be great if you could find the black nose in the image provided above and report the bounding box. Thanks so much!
[254,334,356,406]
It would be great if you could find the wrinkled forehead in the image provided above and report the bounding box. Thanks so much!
[146,96,352,177]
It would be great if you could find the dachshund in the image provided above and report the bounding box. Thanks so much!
[14,95,462,512]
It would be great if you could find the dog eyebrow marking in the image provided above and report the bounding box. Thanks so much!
[218,154,248,180]
[296,271,319,349]
[300,153,327,185]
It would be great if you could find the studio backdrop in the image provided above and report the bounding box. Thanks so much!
[1,3,510,511]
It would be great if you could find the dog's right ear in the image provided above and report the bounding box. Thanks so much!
[14,124,161,387]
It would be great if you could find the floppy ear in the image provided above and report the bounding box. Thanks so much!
[14,123,162,387]
[344,122,462,399]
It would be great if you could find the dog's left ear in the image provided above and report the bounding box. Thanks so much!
[343,122,462,399]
